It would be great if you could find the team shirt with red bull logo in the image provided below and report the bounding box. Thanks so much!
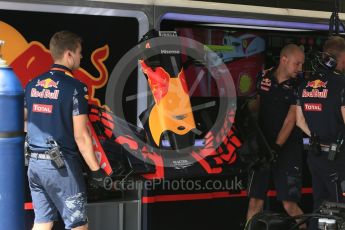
[256,67,301,145]
[25,64,89,155]
[297,69,345,143]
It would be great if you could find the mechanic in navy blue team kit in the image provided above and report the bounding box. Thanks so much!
[24,31,107,230]
[246,44,305,227]
[296,36,345,229]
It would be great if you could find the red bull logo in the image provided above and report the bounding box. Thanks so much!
[303,80,328,98]
[0,20,109,107]
[31,88,59,100]
[306,80,328,89]
[260,77,271,91]
[35,78,59,89]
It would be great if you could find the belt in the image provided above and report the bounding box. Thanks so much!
[30,152,53,160]
[306,143,331,152]
[320,145,330,152]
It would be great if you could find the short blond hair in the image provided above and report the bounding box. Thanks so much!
[323,36,345,58]
[49,30,82,61]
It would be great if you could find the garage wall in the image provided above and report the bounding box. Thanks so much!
[195,0,345,13]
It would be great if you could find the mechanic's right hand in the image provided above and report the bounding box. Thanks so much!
[89,168,110,189]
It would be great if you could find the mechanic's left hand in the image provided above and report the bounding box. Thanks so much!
[89,168,111,189]
[270,143,281,163]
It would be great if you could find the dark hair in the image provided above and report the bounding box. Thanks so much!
[49,30,82,61]
[323,36,345,59]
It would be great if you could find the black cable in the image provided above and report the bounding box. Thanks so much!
[335,0,339,35]
[288,212,345,230]
[286,206,326,230]
[329,0,345,35]
[287,215,323,230]
[245,204,345,230]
